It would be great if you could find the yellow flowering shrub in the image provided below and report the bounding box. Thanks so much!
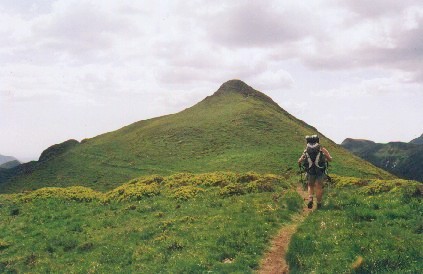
[330,175,370,187]
[19,186,102,202]
[220,183,246,196]
[171,186,205,200]
[105,182,160,202]
[359,179,419,195]
[9,171,294,203]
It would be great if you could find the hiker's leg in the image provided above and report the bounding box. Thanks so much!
[315,180,323,204]
[308,184,314,201]
[307,175,315,202]
[307,175,315,208]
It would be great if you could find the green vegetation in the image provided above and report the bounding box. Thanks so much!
[287,175,423,273]
[0,172,304,273]
[0,80,392,193]
[0,154,18,166]
[410,133,423,145]
[342,137,423,182]
[1,173,420,273]
[0,160,20,169]
[1,80,417,273]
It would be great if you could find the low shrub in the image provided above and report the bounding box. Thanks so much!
[237,172,259,183]
[19,186,102,202]
[330,175,369,188]
[246,179,275,193]
[164,173,197,188]
[171,186,205,201]
[196,172,238,187]
[106,182,160,202]
[220,183,245,197]
[6,172,294,203]
[359,179,419,195]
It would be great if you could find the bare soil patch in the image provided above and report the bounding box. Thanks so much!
[257,186,311,274]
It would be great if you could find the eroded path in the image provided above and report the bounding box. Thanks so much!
[258,186,311,274]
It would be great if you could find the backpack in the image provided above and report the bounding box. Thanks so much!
[301,143,327,175]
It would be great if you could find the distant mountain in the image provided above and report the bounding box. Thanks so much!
[0,160,21,169]
[0,154,19,165]
[0,80,392,193]
[341,138,423,182]
[410,134,423,145]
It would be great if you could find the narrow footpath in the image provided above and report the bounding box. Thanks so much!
[257,186,311,274]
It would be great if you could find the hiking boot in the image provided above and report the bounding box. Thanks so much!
[317,203,322,209]
[307,200,313,209]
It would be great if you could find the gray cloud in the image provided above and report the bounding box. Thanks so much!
[197,0,423,84]
[0,0,54,18]
[1,0,423,159]
[205,2,316,47]
[304,16,423,83]
[341,0,421,18]
[0,1,144,68]
[31,2,136,59]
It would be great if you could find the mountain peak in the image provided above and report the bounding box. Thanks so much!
[0,78,394,192]
[217,79,253,94]
[212,79,280,108]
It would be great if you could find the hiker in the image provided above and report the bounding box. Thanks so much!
[298,135,332,209]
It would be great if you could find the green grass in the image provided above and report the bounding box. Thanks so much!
[0,80,392,193]
[342,138,423,182]
[286,176,422,273]
[0,80,417,273]
[0,172,303,273]
[1,173,420,273]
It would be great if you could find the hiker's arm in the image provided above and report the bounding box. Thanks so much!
[322,147,332,162]
[298,154,305,165]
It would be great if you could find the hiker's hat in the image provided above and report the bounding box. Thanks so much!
[305,135,319,144]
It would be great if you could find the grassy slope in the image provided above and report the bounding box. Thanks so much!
[0,160,21,169]
[0,155,17,166]
[0,80,417,273]
[287,176,422,273]
[0,173,420,273]
[0,80,392,193]
[342,138,423,182]
[0,172,303,273]
[410,133,423,144]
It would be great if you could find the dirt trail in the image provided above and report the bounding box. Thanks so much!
[257,186,311,274]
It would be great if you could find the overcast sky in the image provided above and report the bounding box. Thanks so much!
[1,0,423,161]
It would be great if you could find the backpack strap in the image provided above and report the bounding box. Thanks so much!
[307,143,319,149]
[314,151,324,168]
[305,151,313,168]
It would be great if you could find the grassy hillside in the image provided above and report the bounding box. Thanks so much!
[410,133,423,145]
[0,80,392,193]
[0,160,20,169]
[0,155,18,166]
[0,172,303,273]
[287,176,422,273]
[342,138,423,182]
[1,172,420,273]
